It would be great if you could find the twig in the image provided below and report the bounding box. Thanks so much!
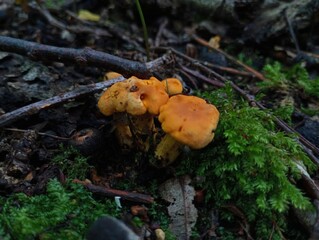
[0,36,153,78]
[155,18,168,47]
[275,45,319,62]
[0,76,125,127]
[202,61,255,78]
[3,128,70,140]
[191,33,266,81]
[178,64,225,88]
[73,179,154,204]
[178,69,199,89]
[32,3,111,38]
[284,9,301,55]
[154,47,255,78]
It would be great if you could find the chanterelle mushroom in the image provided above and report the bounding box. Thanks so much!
[154,95,220,167]
[161,78,183,96]
[97,76,169,151]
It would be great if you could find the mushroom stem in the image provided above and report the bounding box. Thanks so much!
[113,113,134,152]
[128,113,155,152]
[154,134,183,167]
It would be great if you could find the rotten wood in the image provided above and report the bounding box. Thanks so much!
[0,36,152,78]
[73,179,154,204]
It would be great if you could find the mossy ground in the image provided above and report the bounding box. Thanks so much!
[0,78,316,239]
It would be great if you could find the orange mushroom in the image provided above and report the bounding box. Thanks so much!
[161,78,183,96]
[104,71,123,81]
[154,95,220,167]
[126,76,169,115]
[98,76,169,151]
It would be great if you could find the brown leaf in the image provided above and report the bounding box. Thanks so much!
[159,175,198,240]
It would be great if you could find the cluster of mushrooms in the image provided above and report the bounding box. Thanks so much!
[97,73,220,167]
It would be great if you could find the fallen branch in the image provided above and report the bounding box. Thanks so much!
[0,76,124,127]
[0,36,158,78]
[73,179,154,204]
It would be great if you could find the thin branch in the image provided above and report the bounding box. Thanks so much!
[191,33,266,81]
[0,76,125,127]
[178,64,225,88]
[154,47,255,78]
[3,128,70,140]
[73,179,154,204]
[284,9,301,54]
[0,36,152,78]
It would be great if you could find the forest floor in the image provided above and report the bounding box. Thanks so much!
[1,1,319,240]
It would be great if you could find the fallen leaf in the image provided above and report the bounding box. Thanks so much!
[78,10,101,22]
[208,35,221,49]
[159,175,198,240]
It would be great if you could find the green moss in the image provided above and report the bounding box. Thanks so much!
[177,84,314,239]
[0,179,119,240]
[259,62,319,99]
[52,145,91,180]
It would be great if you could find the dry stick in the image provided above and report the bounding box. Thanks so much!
[178,64,225,88]
[284,9,301,55]
[275,45,319,60]
[155,47,254,78]
[73,180,154,204]
[191,34,266,81]
[0,52,173,128]
[3,128,70,140]
[0,36,152,78]
[0,76,125,128]
[202,61,255,78]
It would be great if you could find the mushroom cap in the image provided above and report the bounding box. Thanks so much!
[104,72,123,80]
[97,81,130,116]
[98,76,169,116]
[161,78,183,96]
[158,95,220,149]
[126,76,169,115]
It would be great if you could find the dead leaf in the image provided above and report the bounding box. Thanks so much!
[78,10,101,22]
[159,175,198,240]
[208,35,221,49]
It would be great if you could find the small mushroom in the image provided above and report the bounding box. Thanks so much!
[126,76,169,115]
[155,95,220,167]
[97,80,130,116]
[161,78,183,96]
[104,71,123,81]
